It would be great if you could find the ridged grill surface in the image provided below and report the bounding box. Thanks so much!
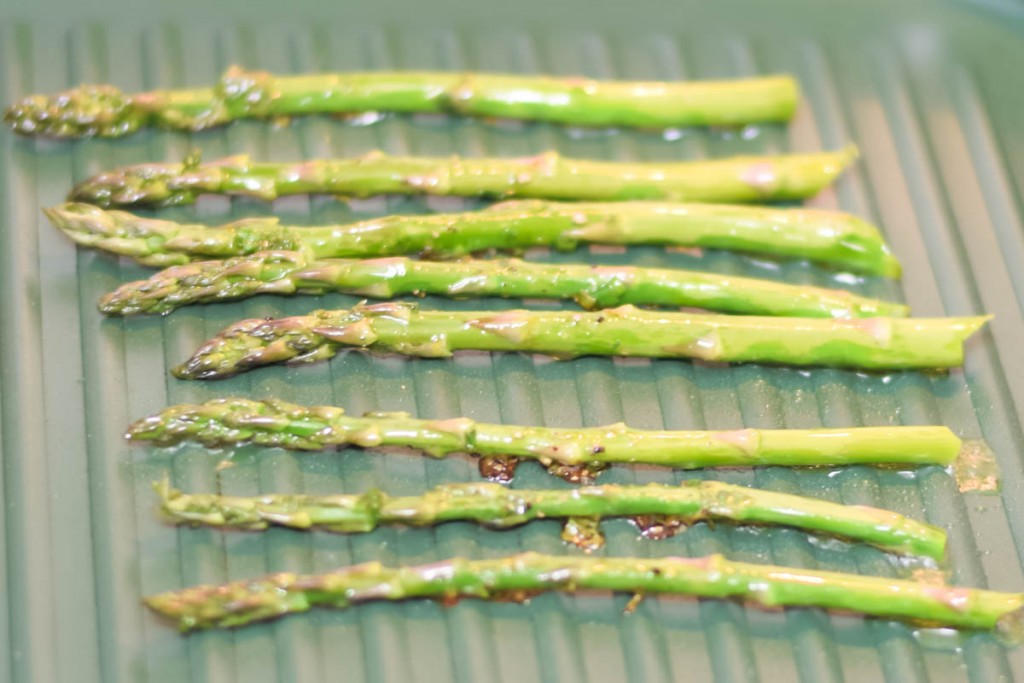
[3,2,1024,681]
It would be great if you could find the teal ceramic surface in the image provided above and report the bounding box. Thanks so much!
[2,0,1024,680]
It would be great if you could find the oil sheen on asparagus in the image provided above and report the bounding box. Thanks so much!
[5,67,799,138]
[99,253,908,318]
[46,197,899,276]
[144,552,1024,634]
[170,302,987,379]
[65,147,857,208]
[2,68,798,139]
[127,397,963,482]
[155,479,946,559]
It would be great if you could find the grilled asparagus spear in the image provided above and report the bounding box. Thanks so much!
[144,552,1024,634]
[5,68,799,138]
[99,253,907,318]
[66,148,857,208]
[127,397,963,482]
[155,479,946,558]
[170,303,986,379]
[47,197,898,276]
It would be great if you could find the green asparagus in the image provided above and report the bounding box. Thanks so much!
[143,551,1024,634]
[155,479,946,559]
[99,252,908,318]
[46,198,900,276]
[171,302,987,379]
[4,67,799,138]
[66,148,857,208]
[126,397,963,482]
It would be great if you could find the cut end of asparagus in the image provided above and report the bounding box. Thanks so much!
[879,249,903,279]
[824,144,859,190]
[4,85,146,138]
[910,315,992,370]
[957,315,994,346]
[776,76,800,120]
[840,143,860,168]
[810,144,859,186]
[788,144,859,203]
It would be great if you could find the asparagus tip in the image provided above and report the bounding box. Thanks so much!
[143,590,219,633]
[100,251,312,317]
[125,414,174,444]
[44,202,111,240]
[67,158,213,208]
[173,313,350,380]
[4,84,143,138]
[144,572,312,632]
[98,277,179,317]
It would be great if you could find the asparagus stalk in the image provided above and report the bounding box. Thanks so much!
[46,198,900,276]
[126,397,963,482]
[155,479,946,559]
[99,252,908,319]
[171,302,987,379]
[66,148,857,208]
[4,67,799,138]
[143,551,1024,634]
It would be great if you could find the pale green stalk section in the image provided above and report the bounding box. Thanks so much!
[143,552,1024,634]
[155,479,946,559]
[5,68,798,138]
[127,397,963,480]
[65,148,857,208]
[48,195,898,276]
[99,253,908,318]
[170,303,987,379]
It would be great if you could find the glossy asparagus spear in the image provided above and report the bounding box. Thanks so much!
[4,67,799,138]
[66,148,857,208]
[172,302,987,379]
[144,551,1024,634]
[45,198,900,276]
[126,397,963,482]
[155,479,946,559]
[99,252,908,319]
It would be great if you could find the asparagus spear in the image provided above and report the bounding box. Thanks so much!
[4,67,799,138]
[171,302,987,379]
[144,551,1024,634]
[46,198,900,276]
[99,252,908,319]
[66,148,857,208]
[126,397,963,482]
[155,479,946,559]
